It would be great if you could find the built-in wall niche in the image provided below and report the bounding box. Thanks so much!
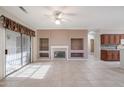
[71,38,84,58]
[39,38,49,58]
[39,38,49,51]
[71,38,83,50]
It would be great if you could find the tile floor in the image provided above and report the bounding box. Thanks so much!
[0,56,124,87]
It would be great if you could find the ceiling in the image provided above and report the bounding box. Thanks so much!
[1,6,124,30]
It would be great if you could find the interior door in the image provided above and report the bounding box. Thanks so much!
[5,29,22,75]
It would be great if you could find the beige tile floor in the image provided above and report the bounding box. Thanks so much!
[0,56,124,87]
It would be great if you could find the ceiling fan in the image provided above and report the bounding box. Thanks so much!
[44,7,76,25]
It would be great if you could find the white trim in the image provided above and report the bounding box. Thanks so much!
[0,26,6,79]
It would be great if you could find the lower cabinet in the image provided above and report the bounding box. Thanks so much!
[107,51,113,61]
[101,50,120,61]
[113,51,120,61]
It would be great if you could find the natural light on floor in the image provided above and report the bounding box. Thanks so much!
[8,64,51,79]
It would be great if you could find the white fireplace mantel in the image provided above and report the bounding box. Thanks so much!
[50,46,69,60]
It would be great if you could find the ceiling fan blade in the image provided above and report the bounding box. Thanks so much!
[61,19,68,22]
[44,14,55,20]
[61,18,71,22]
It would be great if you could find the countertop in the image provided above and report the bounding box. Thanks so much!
[101,49,120,51]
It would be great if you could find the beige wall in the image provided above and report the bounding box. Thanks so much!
[33,29,88,61]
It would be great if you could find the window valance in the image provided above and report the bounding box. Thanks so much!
[0,15,35,37]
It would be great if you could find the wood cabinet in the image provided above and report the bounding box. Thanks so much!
[101,35,104,44]
[112,51,120,61]
[101,35,109,45]
[109,35,115,44]
[107,51,113,60]
[101,34,123,61]
[101,50,107,60]
[115,35,120,44]
[101,34,123,45]
[121,34,124,39]
[101,50,120,61]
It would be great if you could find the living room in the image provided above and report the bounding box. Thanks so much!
[0,5,124,88]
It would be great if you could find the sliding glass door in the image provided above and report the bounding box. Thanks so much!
[5,29,22,75]
[22,35,31,65]
[5,30,31,75]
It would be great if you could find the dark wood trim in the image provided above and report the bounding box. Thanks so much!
[0,15,35,37]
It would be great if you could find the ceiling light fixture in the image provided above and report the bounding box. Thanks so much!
[55,19,61,25]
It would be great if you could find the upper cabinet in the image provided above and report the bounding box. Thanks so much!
[101,34,123,45]
[101,34,109,45]
[109,35,115,44]
[114,35,120,44]
[121,34,124,39]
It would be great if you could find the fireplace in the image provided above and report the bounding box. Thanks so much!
[54,51,66,58]
[51,46,68,60]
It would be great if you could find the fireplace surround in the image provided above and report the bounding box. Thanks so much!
[51,46,68,60]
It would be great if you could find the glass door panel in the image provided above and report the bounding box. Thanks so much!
[22,34,31,65]
[5,29,22,75]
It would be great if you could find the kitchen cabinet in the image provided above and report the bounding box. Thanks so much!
[101,35,109,45]
[115,35,120,44]
[101,50,107,60]
[101,34,123,45]
[101,35,104,45]
[112,51,120,61]
[101,50,120,61]
[109,35,115,44]
[107,51,113,60]
[121,34,124,39]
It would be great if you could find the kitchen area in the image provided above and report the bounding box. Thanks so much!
[101,34,124,61]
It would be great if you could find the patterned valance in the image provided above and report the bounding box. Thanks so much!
[0,15,35,37]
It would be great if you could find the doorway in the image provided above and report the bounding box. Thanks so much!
[88,31,95,55]
[90,39,94,53]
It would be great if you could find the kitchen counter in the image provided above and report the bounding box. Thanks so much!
[101,49,120,51]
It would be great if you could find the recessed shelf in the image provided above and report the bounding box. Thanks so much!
[39,38,49,51]
[71,53,84,57]
[71,38,83,50]
[39,53,49,57]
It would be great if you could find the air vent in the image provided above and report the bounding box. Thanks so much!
[19,6,28,13]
